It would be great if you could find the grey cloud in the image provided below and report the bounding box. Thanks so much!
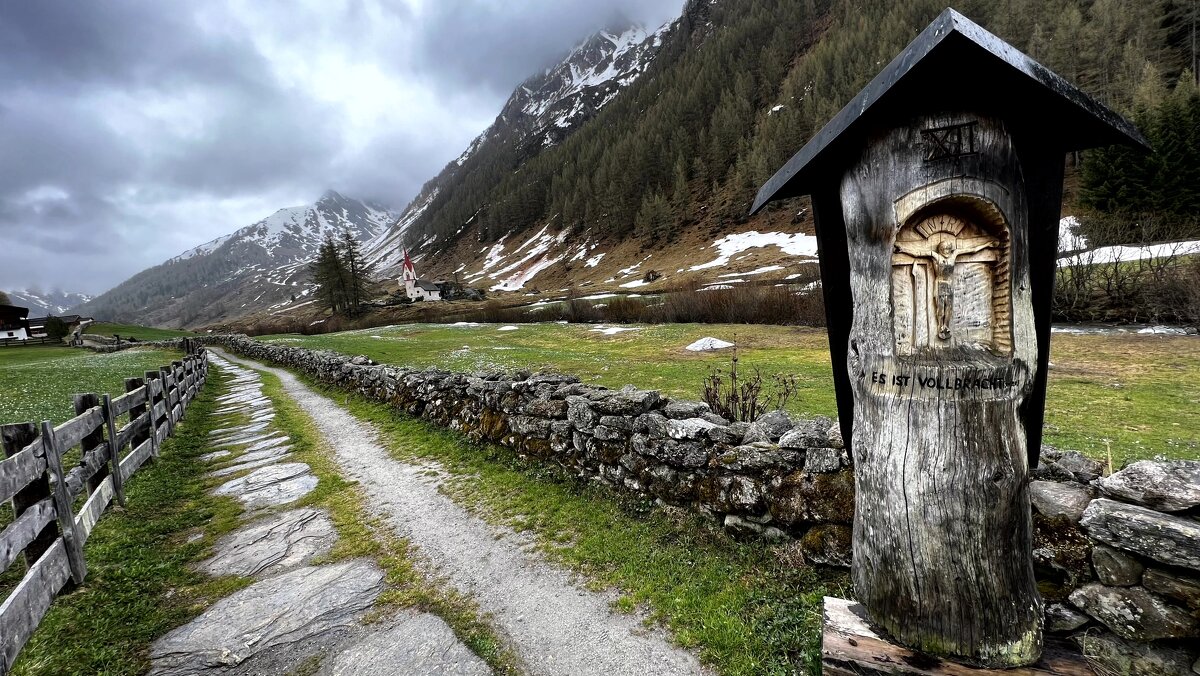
[0,0,683,294]
[412,0,682,96]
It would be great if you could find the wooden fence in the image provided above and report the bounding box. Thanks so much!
[0,338,60,349]
[0,349,210,674]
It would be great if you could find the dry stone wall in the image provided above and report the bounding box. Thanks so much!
[182,335,856,567]
[144,334,1198,673]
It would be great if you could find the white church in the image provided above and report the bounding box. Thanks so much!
[399,250,444,302]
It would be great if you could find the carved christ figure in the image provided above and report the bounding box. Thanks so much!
[894,236,997,340]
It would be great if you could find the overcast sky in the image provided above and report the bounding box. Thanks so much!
[0,0,681,295]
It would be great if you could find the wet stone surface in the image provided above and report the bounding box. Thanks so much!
[198,508,336,579]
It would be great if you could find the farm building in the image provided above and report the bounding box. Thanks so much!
[0,304,30,341]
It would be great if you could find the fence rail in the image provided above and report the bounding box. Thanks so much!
[0,338,61,349]
[0,348,209,675]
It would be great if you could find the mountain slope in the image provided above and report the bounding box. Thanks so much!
[2,289,93,315]
[78,191,394,328]
[365,19,672,274]
[362,0,1189,299]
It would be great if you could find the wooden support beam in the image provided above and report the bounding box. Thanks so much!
[159,367,175,436]
[144,371,162,459]
[0,539,71,675]
[39,421,86,585]
[101,394,126,506]
[821,597,1094,676]
[73,393,107,496]
[1,424,56,571]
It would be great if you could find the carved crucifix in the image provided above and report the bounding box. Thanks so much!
[894,228,997,341]
[892,213,1003,351]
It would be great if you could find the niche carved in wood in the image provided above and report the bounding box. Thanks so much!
[891,207,1012,355]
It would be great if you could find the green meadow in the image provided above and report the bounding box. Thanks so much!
[261,323,1200,466]
[0,346,181,425]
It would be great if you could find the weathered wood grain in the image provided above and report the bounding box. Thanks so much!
[102,394,126,506]
[63,442,110,503]
[840,114,1041,667]
[73,476,114,546]
[0,499,55,575]
[119,439,153,484]
[52,406,104,453]
[0,539,70,675]
[74,394,108,496]
[0,445,45,506]
[110,386,147,417]
[2,424,56,570]
[40,421,86,585]
[114,411,149,453]
[821,598,1093,675]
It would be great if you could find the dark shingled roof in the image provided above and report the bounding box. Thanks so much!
[750,7,1148,214]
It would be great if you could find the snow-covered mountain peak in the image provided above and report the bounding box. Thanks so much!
[364,17,677,278]
[80,192,396,327]
[512,20,664,137]
[3,289,93,315]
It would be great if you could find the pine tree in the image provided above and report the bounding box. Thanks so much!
[339,230,376,316]
[310,234,346,314]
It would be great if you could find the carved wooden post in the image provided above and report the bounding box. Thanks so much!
[751,9,1146,669]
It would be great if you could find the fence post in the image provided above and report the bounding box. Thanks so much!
[159,366,176,434]
[173,360,185,419]
[40,420,87,585]
[144,370,163,459]
[73,393,106,496]
[101,394,126,507]
[1,423,58,570]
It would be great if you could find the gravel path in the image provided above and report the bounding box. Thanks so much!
[212,349,710,676]
[151,354,487,676]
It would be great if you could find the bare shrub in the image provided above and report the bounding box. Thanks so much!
[701,343,802,422]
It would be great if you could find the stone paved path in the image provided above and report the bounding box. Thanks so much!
[149,354,490,676]
[211,349,710,676]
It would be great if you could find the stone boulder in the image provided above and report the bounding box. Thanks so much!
[1100,460,1200,512]
[661,400,710,420]
[1068,583,1199,641]
[666,418,719,441]
[767,470,855,525]
[1029,480,1093,523]
[742,410,794,444]
[1082,499,1200,571]
[798,524,852,568]
[778,416,833,449]
[1055,450,1105,483]
[1142,568,1200,612]
[1092,543,1145,587]
[1044,603,1090,633]
[1075,631,1198,676]
[803,447,850,474]
[715,443,804,473]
